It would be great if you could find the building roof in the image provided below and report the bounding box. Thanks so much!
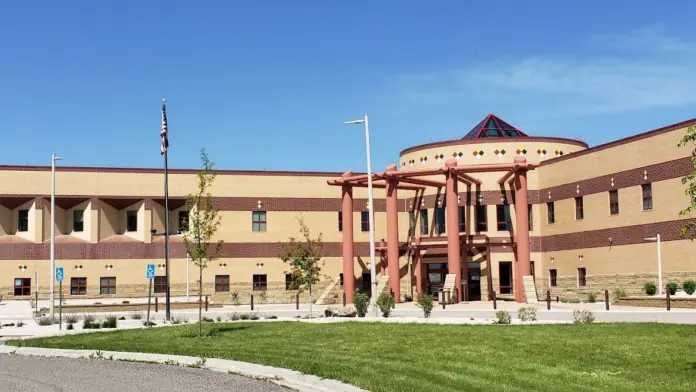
[462,114,528,140]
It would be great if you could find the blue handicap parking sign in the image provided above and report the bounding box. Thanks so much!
[146,264,156,279]
[56,267,64,282]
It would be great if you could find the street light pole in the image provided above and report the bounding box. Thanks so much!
[345,114,378,316]
[50,154,62,320]
[644,234,662,296]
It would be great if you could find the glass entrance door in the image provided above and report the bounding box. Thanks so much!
[499,261,513,294]
[427,263,448,296]
[467,263,481,301]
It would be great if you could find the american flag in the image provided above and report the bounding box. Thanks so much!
[160,100,169,155]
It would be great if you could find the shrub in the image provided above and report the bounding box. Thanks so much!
[83,314,97,324]
[64,314,80,324]
[666,282,678,295]
[613,286,627,300]
[171,316,187,325]
[376,292,395,318]
[239,313,250,320]
[259,290,268,304]
[643,282,657,296]
[142,320,156,326]
[573,309,595,324]
[265,315,278,320]
[403,295,413,303]
[587,293,596,303]
[227,312,240,321]
[683,280,696,295]
[353,292,370,318]
[122,300,130,304]
[16,321,25,327]
[216,316,222,322]
[37,316,55,326]
[494,311,511,325]
[83,319,101,329]
[249,313,260,321]
[129,311,144,320]
[415,292,434,318]
[66,323,74,330]
[518,306,537,322]
[201,317,214,323]
[230,292,241,306]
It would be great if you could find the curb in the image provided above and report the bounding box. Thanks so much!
[0,345,367,392]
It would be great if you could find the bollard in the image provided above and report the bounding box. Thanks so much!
[546,290,551,310]
[343,292,346,307]
[605,290,610,311]
[155,296,159,313]
[666,289,671,311]
[205,295,209,312]
[296,293,300,310]
[492,291,497,310]
[251,294,254,311]
[441,290,446,310]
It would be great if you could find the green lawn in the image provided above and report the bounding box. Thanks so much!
[9,322,696,392]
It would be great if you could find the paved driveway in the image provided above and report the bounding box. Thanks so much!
[0,354,291,392]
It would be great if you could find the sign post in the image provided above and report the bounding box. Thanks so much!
[56,267,64,330]
[146,264,155,327]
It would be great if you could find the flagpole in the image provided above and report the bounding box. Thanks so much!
[162,98,171,322]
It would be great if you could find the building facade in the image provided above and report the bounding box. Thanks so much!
[1,114,694,303]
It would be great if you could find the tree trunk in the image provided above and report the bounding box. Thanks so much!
[198,264,203,337]
[309,284,313,319]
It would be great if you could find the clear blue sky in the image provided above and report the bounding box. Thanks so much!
[1,1,695,172]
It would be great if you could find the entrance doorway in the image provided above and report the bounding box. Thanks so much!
[426,263,447,296]
[467,263,481,301]
[499,261,513,294]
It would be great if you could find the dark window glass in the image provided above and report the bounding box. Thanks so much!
[17,209,29,232]
[642,184,653,211]
[360,211,369,232]
[154,276,167,294]
[547,202,555,224]
[419,209,429,235]
[70,277,87,295]
[361,273,371,291]
[253,274,267,291]
[285,274,294,290]
[434,207,446,234]
[252,211,267,232]
[126,210,138,232]
[528,204,533,231]
[609,190,619,215]
[338,211,343,232]
[578,268,587,287]
[100,277,116,295]
[73,210,84,232]
[496,204,511,231]
[215,275,230,292]
[408,211,416,236]
[475,205,488,232]
[14,278,31,296]
[550,270,557,287]
[575,197,584,220]
[458,206,466,233]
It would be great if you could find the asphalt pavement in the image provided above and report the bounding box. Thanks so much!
[0,354,291,392]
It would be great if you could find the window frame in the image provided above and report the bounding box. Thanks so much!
[549,269,557,287]
[338,211,343,232]
[496,204,511,231]
[153,276,167,294]
[252,274,268,291]
[285,273,295,290]
[609,190,619,215]
[578,268,587,287]
[360,211,370,232]
[99,277,117,295]
[434,206,446,234]
[419,209,429,235]
[547,202,555,224]
[14,277,31,296]
[408,211,416,236]
[178,210,189,232]
[70,277,87,296]
[214,274,230,292]
[17,209,29,232]
[528,204,533,231]
[252,211,267,232]
[73,209,84,232]
[126,210,138,232]
[475,205,488,232]
[575,197,584,220]
[641,183,653,211]
[458,206,466,233]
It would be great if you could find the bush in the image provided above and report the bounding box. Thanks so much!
[171,316,187,325]
[64,314,80,324]
[683,280,696,295]
[376,292,395,318]
[613,286,627,300]
[122,300,130,304]
[353,292,370,318]
[573,309,595,324]
[101,315,118,328]
[403,295,413,302]
[518,306,537,322]
[129,311,144,320]
[83,319,101,329]
[239,313,250,320]
[66,323,74,330]
[227,312,240,321]
[494,311,511,325]
[16,321,25,327]
[37,316,55,326]
[83,314,97,324]
[142,321,156,326]
[643,282,657,296]
[415,292,434,318]
[666,282,678,295]
[587,293,596,303]
[230,292,241,306]
[249,313,260,321]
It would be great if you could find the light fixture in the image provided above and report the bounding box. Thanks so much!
[578,255,583,262]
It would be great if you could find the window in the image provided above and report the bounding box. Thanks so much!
[70,277,87,295]
[575,197,584,220]
[458,206,466,233]
[17,209,29,232]
[126,210,138,232]
[361,272,371,291]
[528,204,533,231]
[550,269,557,287]
[475,205,488,232]
[14,278,30,296]
[408,211,416,236]
[252,211,267,232]
[578,268,587,287]
[154,276,167,294]
[360,211,370,232]
[285,273,295,290]
[338,211,343,232]
[434,207,446,234]
[73,210,84,232]
[547,202,555,224]
[215,275,230,292]
[420,209,429,235]
[642,183,653,211]
[496,204,511,231]
[178,210,189,232]
[609,190,619,215]
[253,274,267,291]
[100,277,116,295]
[340,273,344,287]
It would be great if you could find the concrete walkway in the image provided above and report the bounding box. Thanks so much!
[0,345,366,392]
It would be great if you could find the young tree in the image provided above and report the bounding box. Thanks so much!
[182,149,224,337]
[678,125,696,240]
[280,217,324,317]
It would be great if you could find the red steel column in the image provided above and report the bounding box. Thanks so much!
[386,165,401,302]
[445,159,462,302]
[341,185,355,303]
[513,156,531,303]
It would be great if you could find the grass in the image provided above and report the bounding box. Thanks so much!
[8,322,696,392]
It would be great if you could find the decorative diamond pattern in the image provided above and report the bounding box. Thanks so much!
[256,262,264,269]
[157,263,166,269]
[419,156,428,164]
[554,149,564,157]
[219,262,228,268]
[472,149,484,159]
[104,264,114,270]
[18,265,27,271]
[494,148,506,158]
[74,264,83,270]
[537,147,547,157]
[434,153,445,162]
[408,159,415,167]
[516,147,527,156]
